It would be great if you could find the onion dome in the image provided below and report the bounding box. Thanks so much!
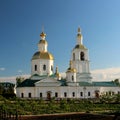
[32,51,54,60]
[66,60,76,73]
[74,44,87,50]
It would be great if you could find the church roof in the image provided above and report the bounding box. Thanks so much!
[17,73,66,87]
[17,79,119,88]
[17,79,40,87]
[32,51,54,60]
[92,81,118,87]
[78,81,118,87]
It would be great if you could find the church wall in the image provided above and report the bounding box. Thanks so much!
[66,72,76,82]
[16,87,36,98]
[16,86,120,99]
[99,87,120,95]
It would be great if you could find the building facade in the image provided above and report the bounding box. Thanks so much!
[16,28,120,99]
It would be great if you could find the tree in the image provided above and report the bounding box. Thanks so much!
[16,77,24,86]
[0,84,4,94]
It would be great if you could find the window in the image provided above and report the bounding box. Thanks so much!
[64,92,67,97]
[88,92,90,96]
[112,92,115,95]
[72,92,75,97]
[73,53,75,60]
[118,91,120,94]
[28,93,31,98]
[40,93,42,98]
[106,92,108,95]
[80,92,83,97]
[72,76,74,81]
[35,65,37,71]
[43,65,46,71]
[80,52,85,61]
[21,93,24,98]
[55,92,58,97]
[51,65,53,71]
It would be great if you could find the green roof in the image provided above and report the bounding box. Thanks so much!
[17,79,40,87]
[59,79,67,86]
[74,44,87,50]
[79,82,92,86]
[92,82,118,87]
[79,81,119,87]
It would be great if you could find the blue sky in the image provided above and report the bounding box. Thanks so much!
[0,0,120,77]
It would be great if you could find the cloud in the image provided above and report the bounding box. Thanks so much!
[18,70,23,73]
[91,67,120,81]
[0,74,30,84]
[0,67,120,83]
[0,68,5,71]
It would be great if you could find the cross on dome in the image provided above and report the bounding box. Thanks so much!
[40,32,46,40]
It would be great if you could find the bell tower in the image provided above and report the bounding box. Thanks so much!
[71,28,92,82]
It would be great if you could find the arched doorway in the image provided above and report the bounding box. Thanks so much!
[95,90,100,98]
[47,91,52,100]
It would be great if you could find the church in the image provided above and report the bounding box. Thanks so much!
[16,28,120,99]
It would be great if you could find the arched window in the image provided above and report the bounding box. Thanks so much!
[43,64,46,71]
[64,92,67,97]
[80,52,85,61]
[21,93,24,98]
[72,75,74,81]
[80,92,83,97]
[55,92,58,97]
[73,53,75,60]
[35,65,37,71]
[28,93,31,98]
[88,92,90,96]
[51,65,53,71]
[40,93,42,98]
[72,92,75,97]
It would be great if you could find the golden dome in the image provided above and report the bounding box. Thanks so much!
[66,60,77,73]
[39,40,48,45]
[66,68,77,73]
[32,51,54,60]
[56,73,61,77]
[74,44,87,50]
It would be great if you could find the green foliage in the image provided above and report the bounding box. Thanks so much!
[16,77,24,86]
[112,79,120,86]
[0,96,120,115]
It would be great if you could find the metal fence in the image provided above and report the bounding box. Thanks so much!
[0,106,21,120]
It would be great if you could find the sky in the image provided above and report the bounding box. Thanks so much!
[0,0,120,81]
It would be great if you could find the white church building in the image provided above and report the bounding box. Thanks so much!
[16,28,120,99]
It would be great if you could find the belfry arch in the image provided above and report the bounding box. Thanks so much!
[80,52,85,61]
